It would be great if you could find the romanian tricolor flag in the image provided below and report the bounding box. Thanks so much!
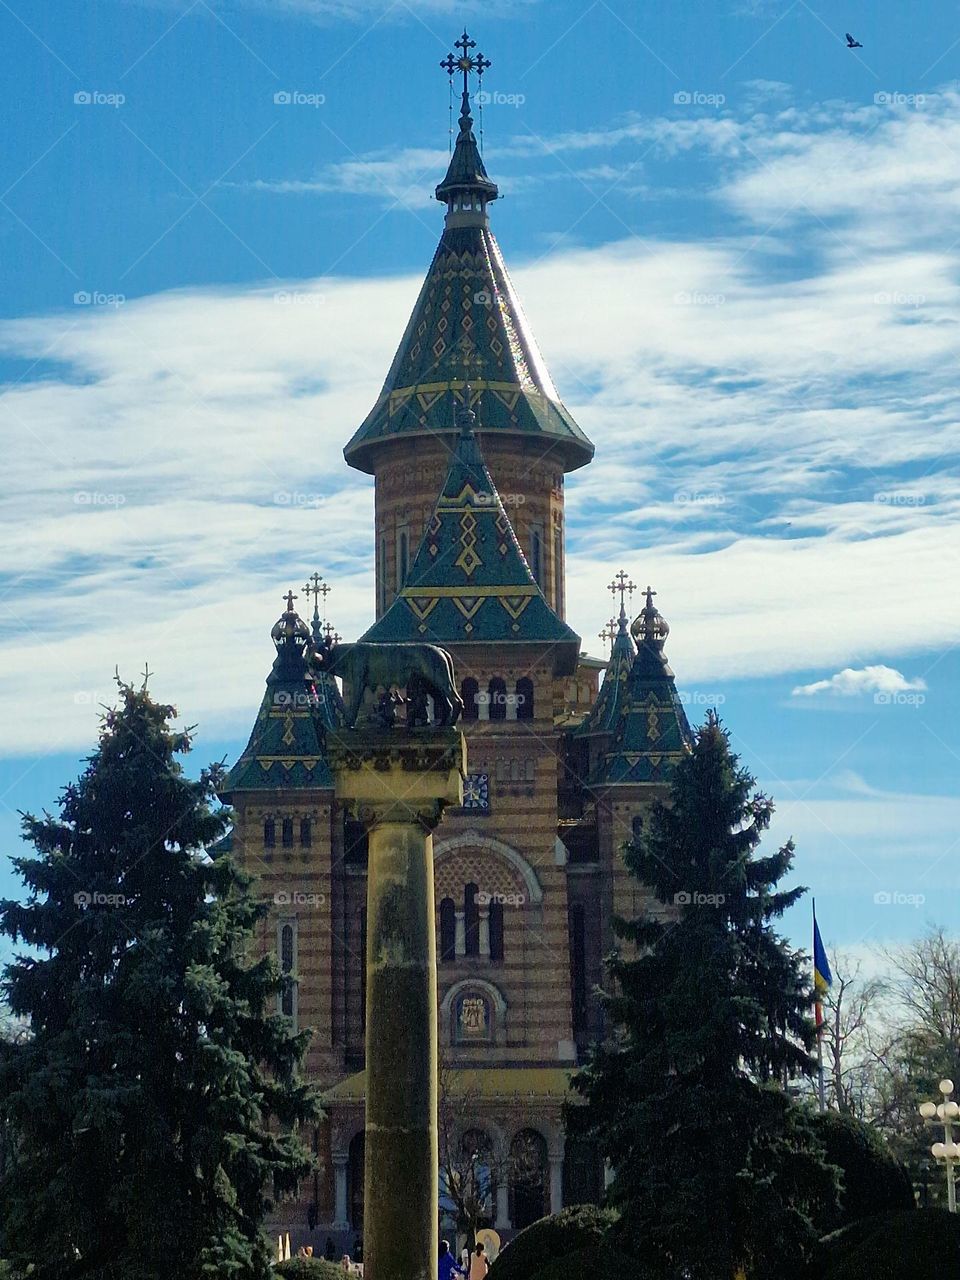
[813,908,832,1029]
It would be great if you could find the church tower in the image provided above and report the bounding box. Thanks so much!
[343,32,593,620]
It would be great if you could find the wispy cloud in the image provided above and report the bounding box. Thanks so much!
[133,0,541,22]
[242,147,448,208]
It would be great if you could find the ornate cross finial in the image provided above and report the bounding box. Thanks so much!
[322,620,342,646]
[440,29,491,98]
[608,570,636,612]
[643,585,657,609]
[303,572,324,611]
[599,617,617,649]
[303,572,331,617]
[283,589,298,613]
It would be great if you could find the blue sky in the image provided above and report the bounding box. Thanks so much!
[1,0,959,971]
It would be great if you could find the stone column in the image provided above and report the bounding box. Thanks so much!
[332,1154,350,1231]
[330,727,466,1280]
[495,1181,510,1231]
[454,908,466,957]
[549,1153,564,1214]
[478,906,490,957]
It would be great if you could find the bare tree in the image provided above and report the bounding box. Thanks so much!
[864,928,960,1195]
[818,950,888,1117]
[437,1051,540,1251]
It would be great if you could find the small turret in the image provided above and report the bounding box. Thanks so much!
[221,591,344,798]
[359,390,580,674]
[584,585,692,787]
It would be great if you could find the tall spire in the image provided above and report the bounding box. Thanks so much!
[344,32,593,475]
[437,30,498,222]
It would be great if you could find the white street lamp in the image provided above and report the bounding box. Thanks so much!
[919,1079,960,1212]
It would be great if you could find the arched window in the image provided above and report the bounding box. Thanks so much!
[300,817,312,847]
[488,677,507,722]
[464,882,480,956]
[378,536,387,614]
[569,903,587,1036]
[264,817,276,848]
[489,900,504,963]
[531,530,543,585]
[554,528,564,614]
[632,814,644,839]
[281,817,294,848]
[397,530,409,588]
[516,677,534,721]
[279,921,297,1023]
[461,677,479,721]
[440,897,456,962]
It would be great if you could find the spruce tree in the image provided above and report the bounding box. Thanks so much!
[0,680,319,1280]
[572,713,838,1280]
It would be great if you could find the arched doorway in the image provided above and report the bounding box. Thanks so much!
[348,1131,365,1231]
[508,1129,548,1230]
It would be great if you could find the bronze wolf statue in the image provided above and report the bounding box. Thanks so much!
[326,642,462,729]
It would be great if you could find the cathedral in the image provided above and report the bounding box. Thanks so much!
[219,36,692,1249]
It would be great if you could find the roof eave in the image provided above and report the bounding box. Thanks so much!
[343,426,594,476]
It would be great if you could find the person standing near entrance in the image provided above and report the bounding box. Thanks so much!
[438,1239,462,1280]
[468,1242,488,1280]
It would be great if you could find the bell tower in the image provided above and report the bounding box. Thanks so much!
[343,30,594,619]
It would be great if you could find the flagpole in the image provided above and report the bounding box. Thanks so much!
[817,1026,826,1114]
[814,898,826,1113]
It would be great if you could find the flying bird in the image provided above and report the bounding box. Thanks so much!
[845,32,863,48]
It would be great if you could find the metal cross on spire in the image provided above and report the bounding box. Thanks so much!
[303,572,331,616]
[608,570,636,613]
[643,585,657,610]
[440,29,491,97]
[599,617,618,649]
[283,588,298,613]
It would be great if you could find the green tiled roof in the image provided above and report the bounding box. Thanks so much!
[435,89,499,206]
[575,608,636,737]
[589,596,692,787]
[360,406,581,675]
[221,607,344,797]
[343,109,593,475]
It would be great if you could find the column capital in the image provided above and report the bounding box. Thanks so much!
[329,727,466,831]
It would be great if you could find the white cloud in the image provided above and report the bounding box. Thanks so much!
[792,666,928,698]
[3,87,960,751]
